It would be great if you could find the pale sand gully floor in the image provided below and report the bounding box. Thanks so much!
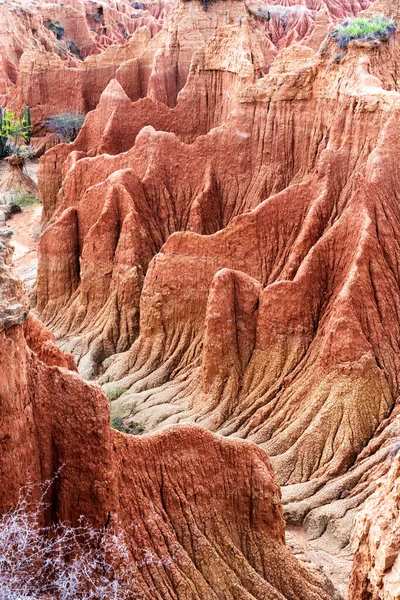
[9,202,41,288]
[287,527,351,599]
[0,158,41,288]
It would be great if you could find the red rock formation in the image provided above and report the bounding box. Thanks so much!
[10,27,152,128]
[15,0,248,126]
[23,312,76,370]
[37,12,274,222]
[35,15,282,371]
[0,232,335,599]
[3,0,373,137]
[0,155,39,203]
[349,454,400,600]
[32,3,400,578]
[1,0,169,126]
[5,0,400,595]
[247,2,317,49]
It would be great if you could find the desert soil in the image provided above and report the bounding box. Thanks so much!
[0,158,41,290]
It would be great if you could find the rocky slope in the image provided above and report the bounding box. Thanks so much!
[3,0,400,595]
[30,0,400,583]
[0,230,336,599]
[1,0,171,131]
[2,0,371,135]
[349,455,400,600]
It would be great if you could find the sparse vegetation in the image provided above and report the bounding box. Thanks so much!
[328,52,346,67]
[117,22,130,37]
[330,15,397,49]
[319,42,330,55]
[247,4,307,25]
[12,189,40,208]
[47,20,65,40]
[111,403,144,435]
[106,388,123,402]
[200,0,215,12]
[0,483,138,599]
[44,112,86,143]
[112,416,145,436]
[10,145,34,159]
[66,39,83,59]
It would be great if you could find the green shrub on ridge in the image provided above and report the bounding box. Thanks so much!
[330,15,396,49]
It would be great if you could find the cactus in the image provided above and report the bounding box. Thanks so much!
[25,106,31,134]
[0,108,3,156]
[0,107,33,156]
[22,106,32,143]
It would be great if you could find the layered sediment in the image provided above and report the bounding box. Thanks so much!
[3,0,370,133]
[3,0,400,595]
[1,0,170,133]
[29,6,400,588]
[349,455,400,600]
[0,230,336,600]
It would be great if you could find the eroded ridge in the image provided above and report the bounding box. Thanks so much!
[30,0,400,582]
[0,230,336,599]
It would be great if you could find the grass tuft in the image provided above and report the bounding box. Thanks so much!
[13,190,40,207]
[111,416,144,436]
[105,388,123,402]
[330,15,397,49]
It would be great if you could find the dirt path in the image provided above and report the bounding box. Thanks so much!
[0,158,41,291]
[8,203,42,291]
[287,526,352,599]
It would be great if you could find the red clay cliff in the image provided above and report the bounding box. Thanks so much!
[0,230,336,599]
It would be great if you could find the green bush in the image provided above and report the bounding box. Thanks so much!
[13,190,40,208]
[44,113,85,143]
[111,416,144,436]
[330,15,397,49]
[105,388,122,402]
[48,20,65,40]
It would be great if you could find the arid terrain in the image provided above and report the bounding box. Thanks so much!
[1,0,400,598]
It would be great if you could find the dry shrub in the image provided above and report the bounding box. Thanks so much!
[0,482,141,600]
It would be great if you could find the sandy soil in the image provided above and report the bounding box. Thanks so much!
[9,202,42,289]
[0,158,41,291]
[287,526,351,599]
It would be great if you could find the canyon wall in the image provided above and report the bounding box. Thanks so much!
[1,0,170,129]
[349,455,400,600]
[32,0,400,566]
[0,230,336,599]
[3,0,371,132]
[2,0,400,595]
